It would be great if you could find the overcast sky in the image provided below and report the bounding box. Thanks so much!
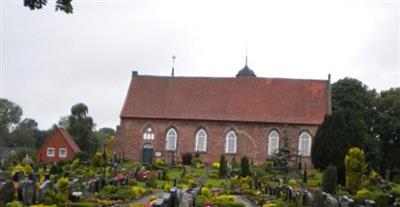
[1,0,399,130]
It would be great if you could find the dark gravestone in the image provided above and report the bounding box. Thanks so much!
[0,181,14,203]
[18,180,35,205]
[38,180,52,202]
[286,187,294,203]
[303,191,314,206]
[88,179,97,193]
[313,190,324,207]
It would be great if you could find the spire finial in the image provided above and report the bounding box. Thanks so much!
[245,47,248,66]
[171,55,176,77]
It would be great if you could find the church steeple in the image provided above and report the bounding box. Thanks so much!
[236,55,256,77]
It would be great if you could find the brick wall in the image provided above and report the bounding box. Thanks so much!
[112,118,318,166]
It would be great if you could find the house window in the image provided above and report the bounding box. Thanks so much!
[268,130,280,155]
[59,148,67,158]
[299,132,312,156]
[195,129,207,152]
[225,130,237,154]
[143,127,155,140]
[165,128,177,151]
[47,148,55,157]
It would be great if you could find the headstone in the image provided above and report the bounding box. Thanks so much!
[179,191,193,207]
[325,194,339,207]
[18,180,35,205]
[38,180,52,202]
[68,178,80,193]
[303,190,314,206]
[0,181,14,203]
[286,187,294,203]
[153,198,165,207]
[170,187,178,207]
[313,190,324,207]
[364,199,376,207]
[340,195,354,207]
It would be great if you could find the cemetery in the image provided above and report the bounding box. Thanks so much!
[0,145,400,207]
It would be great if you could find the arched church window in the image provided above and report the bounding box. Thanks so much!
[195,129,207,152]
[143,127,155,140]
[225,130,237,154]
[298,132,312,156]
[165,128,177,150]
[268,130,280,155]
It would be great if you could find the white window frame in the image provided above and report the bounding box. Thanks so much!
[59,148,67,158]
[143,127,155,140]
[47,148,55,157]
[298,132,312,156]
[225,130,237,154]
[195,129,207,152]
[165,128,177,151]
[268,130,280,155]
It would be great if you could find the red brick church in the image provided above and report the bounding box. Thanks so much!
[112,64,331,165]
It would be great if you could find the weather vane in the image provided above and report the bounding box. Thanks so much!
[172,55,176,77]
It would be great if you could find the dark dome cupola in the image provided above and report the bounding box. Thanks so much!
[236,56,256,77]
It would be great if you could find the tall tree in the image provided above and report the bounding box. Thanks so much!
[0,99,23,143]
[66,103,97,154]
[23,0,73,13]
[376,88,400,178]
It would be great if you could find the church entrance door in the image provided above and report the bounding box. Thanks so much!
[142,143,153,164]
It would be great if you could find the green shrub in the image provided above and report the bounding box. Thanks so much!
[370,191,389,207]
[219,155,228,177]
[152,159,166,169]
[146,177,157,188]
[355,188,370,202]
[91,152,105,167]
[43,196,54,205]
[212,162,220,169]
[240,156,250,177]
[192,157,202,166]
[288,179,297,187]
[345,147,367,191]
[322,165,338,194]
[201,187,212,198]
[115,188,134,201]
[5,201,23,207]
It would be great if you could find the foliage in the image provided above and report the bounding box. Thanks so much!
[270,126,291,179]
[322,165,338,194]
[312,110,367,184]
[5,201,23,207]
[369,191,390,207]
[65,103,98,154]
[201,187,212,198]
[73,151,90,161]
[23,0,73,13]
[355,188,370,202]
[57,177,69,192]
[92,152,105,167]
[146,177,157,188]
[212,162,220,169]
[240,156,250,177]
[0,98,22,140]
[219,155,228,177]
[376,88,400,178]
[152,158,166,169]
[288,179,297,187]
[345,147,367,191]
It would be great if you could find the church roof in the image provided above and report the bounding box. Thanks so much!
[120,73,329,125]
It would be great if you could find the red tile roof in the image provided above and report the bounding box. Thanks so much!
[58,128,81,153]
[120,75,329,125]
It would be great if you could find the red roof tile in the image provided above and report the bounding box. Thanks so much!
[120,75,329,125]
[58,128,81,153]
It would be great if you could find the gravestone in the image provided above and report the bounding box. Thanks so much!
[88,179,97,193]
[68,178,80,193]
[286,187,294,203]
[163,193,172,207]
[179,191,193,207]
[0,181,14,203]
[364,199,376,207]
[313,190,324,207]
[303,190,314,206]
[38,180,52,202]
[325,194,339,207]
[18,180,35,205]
[340,195,354,207]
